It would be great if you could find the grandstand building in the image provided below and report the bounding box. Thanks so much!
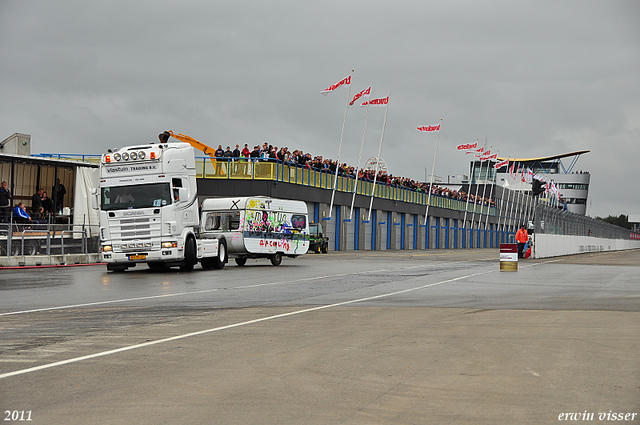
[469,150,590,215]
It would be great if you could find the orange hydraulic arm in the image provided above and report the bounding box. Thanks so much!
[166,130,216,163]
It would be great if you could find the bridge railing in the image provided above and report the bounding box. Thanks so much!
[196,158,496,216]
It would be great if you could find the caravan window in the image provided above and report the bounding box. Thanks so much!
[204,211,241,231]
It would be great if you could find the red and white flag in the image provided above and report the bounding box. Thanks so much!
[417,124,441,132]
[509,162,516,179]
[495,159,509,169]
[481,153,497,161]
[349,86,371,106]
[320,75,351,95]
[361,96,389,107]
[456,142,478,151]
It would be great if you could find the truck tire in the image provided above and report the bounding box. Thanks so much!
[270,252,282,266]
[235,257,247,266]
[211,239,227,269]
[180,238,197,272]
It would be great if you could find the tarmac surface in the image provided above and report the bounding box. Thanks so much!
[0,249,638,424]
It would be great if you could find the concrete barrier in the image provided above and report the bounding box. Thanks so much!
[0,253,101,267]
[533,234,640,258]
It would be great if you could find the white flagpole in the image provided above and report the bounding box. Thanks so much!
[462,140,479,246]
[483,153,497,232]
[328,70,354,219]
[367,91,391,222]
[349,83,373,220]
[470,140,488,242]
[423,119,443,225]
[478,144,492,229]
[496,177,508,243]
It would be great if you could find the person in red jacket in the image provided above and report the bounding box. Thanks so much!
[516,225,529,259]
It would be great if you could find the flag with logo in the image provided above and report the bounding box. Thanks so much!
[417,124,441,132]
[320,75,351,95]
[349,86,371,106]
[361,96,389,107]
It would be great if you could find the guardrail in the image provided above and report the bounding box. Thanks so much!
[0,223,98,257]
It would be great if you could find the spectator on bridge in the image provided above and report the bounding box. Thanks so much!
[516,224,529,259]
[0,181,12,222]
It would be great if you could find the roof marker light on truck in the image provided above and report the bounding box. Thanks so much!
[114,153,121,161]
[105,155,111,163]
[139,151,146,160]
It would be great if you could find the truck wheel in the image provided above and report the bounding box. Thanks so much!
[212,239,227,269]
[270,252,282,266]
[235,257,247,266]
[180,238,196,272]
[321,244,328,254]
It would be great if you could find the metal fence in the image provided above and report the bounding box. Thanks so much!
[0,223,99,257]
[196,158,496,216]
[533,202,633,240]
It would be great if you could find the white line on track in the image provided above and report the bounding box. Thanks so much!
[0,267,497,380]
[0,259,494,317]
[0,258,557,379]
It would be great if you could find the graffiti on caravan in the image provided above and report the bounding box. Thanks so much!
[105,164,159,173]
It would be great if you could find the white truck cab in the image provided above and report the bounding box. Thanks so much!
[95,141,226,272]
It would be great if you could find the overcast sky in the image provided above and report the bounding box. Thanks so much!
[1,0,638,218]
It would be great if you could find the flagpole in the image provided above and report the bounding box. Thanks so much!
[423,119,443,226]
[483,152,497,232]
[328,70,354,219]
[496,177,508,244]
[462,140,479,247]
[477,143,492,229]
[470,140,488,243]
[367,91,391,222]
[350,83,373,220]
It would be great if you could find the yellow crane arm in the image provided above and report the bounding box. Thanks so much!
[167,131,216,163]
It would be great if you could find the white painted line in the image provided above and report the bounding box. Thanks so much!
[0,261,486,317]
[0,268,495,379]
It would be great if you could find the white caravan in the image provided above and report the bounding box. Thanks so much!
[200,196,309,266]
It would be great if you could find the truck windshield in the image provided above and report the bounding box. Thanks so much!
[101,183,172,211]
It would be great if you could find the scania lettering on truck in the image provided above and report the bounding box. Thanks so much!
[94,141,227,272]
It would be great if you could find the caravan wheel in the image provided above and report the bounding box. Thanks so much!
[270,252,282,266]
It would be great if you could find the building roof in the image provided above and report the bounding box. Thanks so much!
[496,150,590,162]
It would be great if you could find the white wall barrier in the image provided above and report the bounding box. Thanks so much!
[533,233,640,259]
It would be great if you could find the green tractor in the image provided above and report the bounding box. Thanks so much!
[308,222,329,254]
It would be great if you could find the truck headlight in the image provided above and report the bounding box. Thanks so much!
[102,245,113,252]
[162,241,177,248]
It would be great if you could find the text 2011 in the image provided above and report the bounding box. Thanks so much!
[4,411,32,421]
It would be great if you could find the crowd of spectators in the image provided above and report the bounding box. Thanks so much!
[0,179,66,225]
[212,142,496,207]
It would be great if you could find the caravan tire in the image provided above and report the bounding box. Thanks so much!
[270,252,282,266]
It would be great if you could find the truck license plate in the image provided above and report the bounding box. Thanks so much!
[128,254,146,260]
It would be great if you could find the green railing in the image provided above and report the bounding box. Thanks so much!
[196,158,496,216]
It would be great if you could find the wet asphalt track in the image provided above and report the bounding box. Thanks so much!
[1,249,639,424]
